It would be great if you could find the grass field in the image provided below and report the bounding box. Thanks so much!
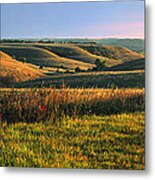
[0,42,145,169]
[14,70,145,88]
[0,88,145,169]
[0,112,144,169]
[0,88,144,124]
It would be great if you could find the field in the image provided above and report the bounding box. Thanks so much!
[0,41,145,169]
[0,112,144,169]
[14,70,145,88]
[0,88,144,169]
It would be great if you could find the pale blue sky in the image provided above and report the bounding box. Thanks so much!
[1,1,144,39]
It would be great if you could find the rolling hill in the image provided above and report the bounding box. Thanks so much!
[34,44,108,64]
[0,51,44,86]
[1,43,144,73]
[106,58,145,71]
[1,45,94,70]
[78,45,144,62]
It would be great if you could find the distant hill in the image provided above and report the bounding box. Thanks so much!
[1,38,144,51]
[0,51,44,86]
[107,58,145,71]
[96,39,144,52]
[78,45,143,62]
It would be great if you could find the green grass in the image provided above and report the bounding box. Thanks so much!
[0,112,144,169]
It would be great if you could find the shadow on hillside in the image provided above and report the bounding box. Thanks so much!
[11,71,145,89]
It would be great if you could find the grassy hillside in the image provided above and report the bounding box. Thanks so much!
[1,43,123,67]
[0,51,44,86]
[34,44,112,64]
[13,70,144,89]
[1,45,94,70]
[107,58,145,71]
[1,43,143,68]
[78,45,143,61]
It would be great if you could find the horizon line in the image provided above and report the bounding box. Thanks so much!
[1,37,144,40]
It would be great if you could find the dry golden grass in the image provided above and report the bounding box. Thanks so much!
[0,88,144,124]
[105,46,144,61]
[0,51,44,85]
[78,44,144,62]
[1,45,94,70]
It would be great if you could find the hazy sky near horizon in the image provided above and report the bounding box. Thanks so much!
[1,1,144,39]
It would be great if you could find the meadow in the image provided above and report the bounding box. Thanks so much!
[0,88,144,169]
[0,112,144,169]
[14,70,145,89]
[0,42,145,169]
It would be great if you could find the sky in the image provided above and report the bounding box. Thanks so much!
[1,0,144,39]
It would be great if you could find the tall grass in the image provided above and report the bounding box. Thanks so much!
[0,88,144,124]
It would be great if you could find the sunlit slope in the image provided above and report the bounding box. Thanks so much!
[0,51,44,85]
[78,45,144,62]
[34,44,115,65]
[1,46,94,70]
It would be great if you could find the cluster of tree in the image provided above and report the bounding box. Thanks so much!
[93,59,106,71]
[74,59,106,73]
[1,39,34,43]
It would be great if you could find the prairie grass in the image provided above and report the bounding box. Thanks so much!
[0,51,44,86]
[78,45,143,61]
[14,70,144,88]
[0,88,144,124]
[1,46,93,70]
[0,112,144,169]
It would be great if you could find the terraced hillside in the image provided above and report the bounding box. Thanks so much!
[0,51,44,86]
[78,45,143,61]
[1,45,94,70]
